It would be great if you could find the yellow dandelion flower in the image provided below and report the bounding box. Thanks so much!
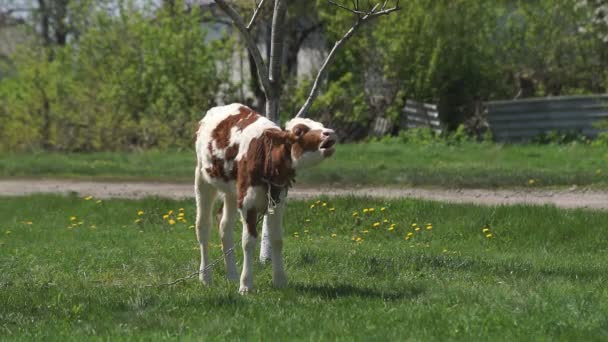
[426,225,432,230]
[528,179,535,185]
[372,222,380,228]
[163,214,169,220]
[139,230,144,233]
[331,233,337,238]
[362,230,369,234]
[304,230,309,233]
[169,219,176,225]
[322,202,327,207]
[329,207,335,212]
[305,219,311,223]
[482,228,490,233]
[310,204,315,209]
[390,223,396,227]
[84,196,93,201]
[137,210,144,216]
[356,237,363,242]
[411,223,417,227]
[168,210,174,215]
[443,249,448,253]
[77,221,84,225]
[405,236,410,241]
[415,227,421,231]
[70,216,77,221]
[96,200,102,204]
[388,227,395,231]
[362,208,369,213]
[368,208,375,212]
[351,236,356,241]
[383,219,389,223]
[352,212,359,216]
[179,208,185,212]
[380,207,386,211]
[90,225,96,229]
[188,225,195,229]
[23,221,33,225]
[316,200,321,204]
[135,219,142,224]
[4,230,11,235]
[486,233,493,238]
[178,212,185,217]
[407,232,414,236]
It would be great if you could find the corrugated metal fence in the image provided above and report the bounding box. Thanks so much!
[486,95,608,142]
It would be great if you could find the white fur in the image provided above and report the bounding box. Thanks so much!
[285,117,325,131]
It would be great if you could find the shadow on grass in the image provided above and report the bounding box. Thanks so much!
[293,282,424,301]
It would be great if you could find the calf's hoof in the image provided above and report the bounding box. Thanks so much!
[199,272,212,286]
[239,285,255,295]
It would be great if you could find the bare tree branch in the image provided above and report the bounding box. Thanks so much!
[295,1,400,118]
[246,0,266,30]
[266,0,287,121]
[327,0,366,15]
[214,0,272,96]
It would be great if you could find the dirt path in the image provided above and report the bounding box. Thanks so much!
[2,179,607,210]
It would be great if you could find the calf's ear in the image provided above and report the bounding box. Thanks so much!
[292,125,309,139]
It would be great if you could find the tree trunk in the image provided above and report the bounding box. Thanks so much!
[260,0,287,263]
[248,51,266,111]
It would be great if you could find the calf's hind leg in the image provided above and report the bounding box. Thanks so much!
[218,194,239,281]
[195,165,217,285]
[239,208,258,294]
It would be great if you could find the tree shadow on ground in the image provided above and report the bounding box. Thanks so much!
[293,282,425,301]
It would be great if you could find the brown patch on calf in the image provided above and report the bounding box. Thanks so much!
[236,129,296,209]
[216,202,223,230]
[205,156,230,181]
[212,106,259,149]
[225,144,239,160]
[246,209,258,237]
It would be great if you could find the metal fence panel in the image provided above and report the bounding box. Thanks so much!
[486,95,608,142]
[403,99,442,134]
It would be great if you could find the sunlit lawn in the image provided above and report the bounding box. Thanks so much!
[1,142,608,188]
[1,194,607,340]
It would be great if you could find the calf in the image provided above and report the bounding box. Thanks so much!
[194,103,337,293]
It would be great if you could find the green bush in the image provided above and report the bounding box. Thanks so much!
[0,2,234,151]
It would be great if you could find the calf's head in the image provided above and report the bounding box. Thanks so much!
[285,118,337,169]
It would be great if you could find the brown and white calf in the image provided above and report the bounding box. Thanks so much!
[194,103,336,293]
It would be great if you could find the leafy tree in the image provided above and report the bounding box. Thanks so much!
[0,0,234,151]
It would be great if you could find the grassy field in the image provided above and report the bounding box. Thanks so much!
[1,194,607,340]
[1,142,608,188]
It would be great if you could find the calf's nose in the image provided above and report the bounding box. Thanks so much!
[322,129,336,137]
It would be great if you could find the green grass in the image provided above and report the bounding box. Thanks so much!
[1,195,607,340]
[2,142,608,188]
